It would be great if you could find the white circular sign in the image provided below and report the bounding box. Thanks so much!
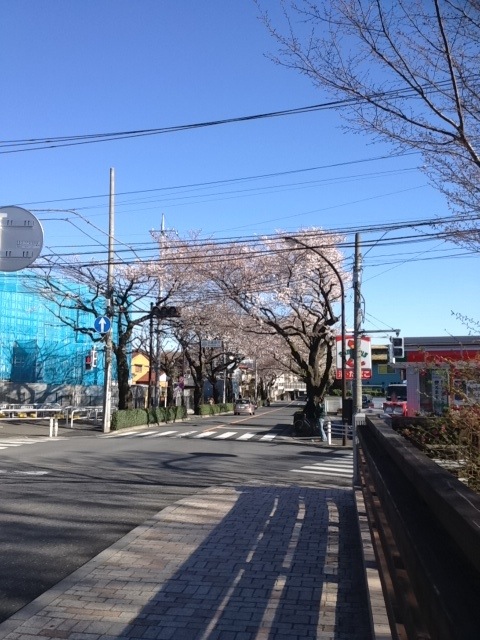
[0,206,44,272]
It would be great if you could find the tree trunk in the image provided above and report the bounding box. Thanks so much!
[115,347,133,410]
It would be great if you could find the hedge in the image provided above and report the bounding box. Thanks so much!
[197,402,234,416]
[111,405,187,431]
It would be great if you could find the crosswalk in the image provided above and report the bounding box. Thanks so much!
[0,436,64,451]
[290,452,353,479]
[104,428,288,443]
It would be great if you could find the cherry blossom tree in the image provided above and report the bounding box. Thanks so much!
[29,257,184,410]
[259,0,480,239]
[193,229,348,404]
[171,298,256,412]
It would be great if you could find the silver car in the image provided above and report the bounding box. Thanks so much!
[234,399,255,415]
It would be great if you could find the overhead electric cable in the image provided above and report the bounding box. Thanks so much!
[0,80,456,154]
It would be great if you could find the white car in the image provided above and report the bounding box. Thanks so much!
[234,399,255,415]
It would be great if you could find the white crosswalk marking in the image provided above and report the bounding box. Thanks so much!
[132,431,160,437]
[111,431,138,437]
[0,437,64,451]
[103,429,282,443]
[291,454,353,479]
[146,430,178,437]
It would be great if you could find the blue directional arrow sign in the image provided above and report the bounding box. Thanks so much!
[94,316,111,334]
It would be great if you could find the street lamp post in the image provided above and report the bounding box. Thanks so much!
[285,237,347,441]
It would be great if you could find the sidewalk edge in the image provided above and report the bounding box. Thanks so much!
[355,485,392,640]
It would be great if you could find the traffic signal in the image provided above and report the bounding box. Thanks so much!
[85,350,98,370]
[389,336,404,362]
[152,305,181,319]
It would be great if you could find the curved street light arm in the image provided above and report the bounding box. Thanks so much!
[284,236,348,434]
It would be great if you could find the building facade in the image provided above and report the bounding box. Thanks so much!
[0,272,107,385]
[393,336,480,416]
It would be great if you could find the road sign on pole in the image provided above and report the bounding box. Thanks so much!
[201,340,223,348]
[94,316,111,334]
[0,206,44,272]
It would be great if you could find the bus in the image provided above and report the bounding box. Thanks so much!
[383,383,407,415]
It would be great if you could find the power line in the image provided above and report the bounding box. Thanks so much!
[0,79,456,154]
[20,153,418,209]
[32,222,480,271]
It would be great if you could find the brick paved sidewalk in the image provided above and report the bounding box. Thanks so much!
[0,483,387,640]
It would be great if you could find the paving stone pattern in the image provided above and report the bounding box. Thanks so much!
[0,483,373,640]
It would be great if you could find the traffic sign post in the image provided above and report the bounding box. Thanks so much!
[94,316,111,334]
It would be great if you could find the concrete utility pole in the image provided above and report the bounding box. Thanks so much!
[102,168,115,433]
[353,233,363,415]
[154,214,176,407]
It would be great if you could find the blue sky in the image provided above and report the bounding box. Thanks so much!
[1,0,478,341]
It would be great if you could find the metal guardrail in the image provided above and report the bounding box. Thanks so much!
[63,406,103,428]
[0,403,65,418]
[0,403,104,429]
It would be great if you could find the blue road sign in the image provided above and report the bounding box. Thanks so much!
[94,316,111,334]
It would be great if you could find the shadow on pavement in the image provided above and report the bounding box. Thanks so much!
[118,485,372,639]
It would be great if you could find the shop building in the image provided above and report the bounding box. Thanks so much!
[394,336,480,416]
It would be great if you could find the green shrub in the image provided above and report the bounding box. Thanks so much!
[394,412,480,493]
[197,402,233,416]
[111,405,187,431]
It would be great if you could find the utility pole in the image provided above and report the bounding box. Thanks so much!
[154,214,176,407]
[102,168,114,433]
[353,233,363,415]
[352,233,362,486]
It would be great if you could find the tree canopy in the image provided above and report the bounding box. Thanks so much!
[260,0,480,237]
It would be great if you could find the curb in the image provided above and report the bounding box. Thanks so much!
[355,486,392,639]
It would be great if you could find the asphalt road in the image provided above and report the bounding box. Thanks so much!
[0,402,353,622]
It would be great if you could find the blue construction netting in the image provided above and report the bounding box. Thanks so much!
[0,272,115,384]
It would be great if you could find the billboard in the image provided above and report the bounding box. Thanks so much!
[335,335,372,379]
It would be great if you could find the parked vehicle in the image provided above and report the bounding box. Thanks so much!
[234,399,255,415]
[385,383,407,402]
[362,394,374,409]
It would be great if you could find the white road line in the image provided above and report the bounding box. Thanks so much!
[290,456,353,478]
[0,437,64,451]
[301,464,352,472]
[178,430,199,437]
[146,430,178,437]
[214,431,237,439]
[108,431,138,437]
[259,434,276,441]
[0,470,51,476]
[292,468,352,477]
[132,431,160,437]
[193,431,218,438]
[237,433,256,440]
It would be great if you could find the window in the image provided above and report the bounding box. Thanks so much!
[378,364,395,375]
